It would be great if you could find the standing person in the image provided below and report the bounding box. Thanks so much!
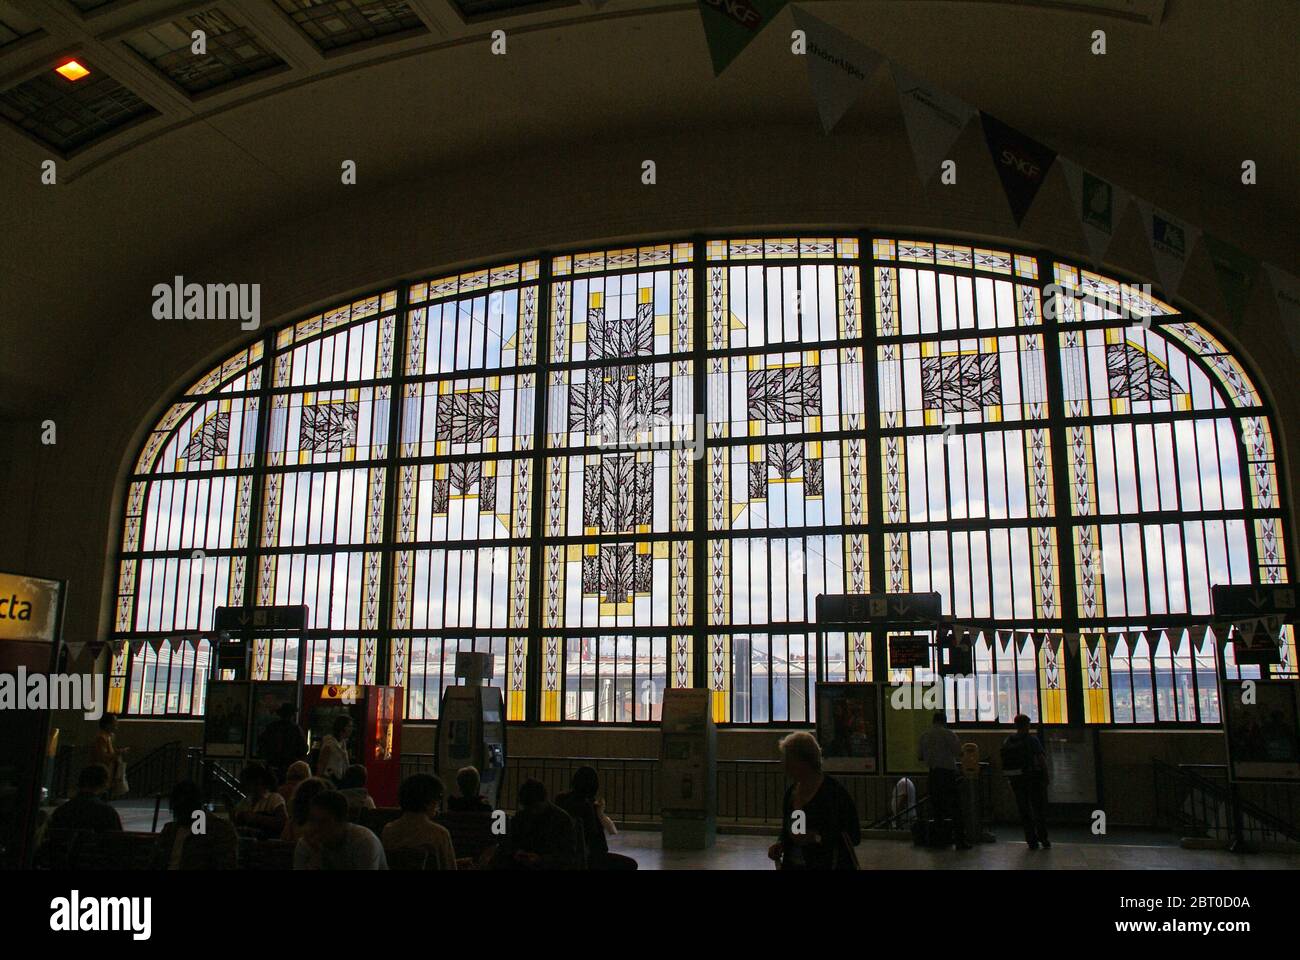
[90,715,130,799]
[917,713,970,850]
[293,791,387,870]
[556,766,637,870]
[316,715,353,784]
[257,703,308,784]
[1001,714,1051,850]
[767,732,860,870]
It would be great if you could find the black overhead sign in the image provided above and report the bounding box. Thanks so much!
[815,592,943,625]
[213,605,308,631]
[1211,585,1298,620]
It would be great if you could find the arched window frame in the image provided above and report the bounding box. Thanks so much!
[106,233,1297,726]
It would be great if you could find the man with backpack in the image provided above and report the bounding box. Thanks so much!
[1001,714,1050,849]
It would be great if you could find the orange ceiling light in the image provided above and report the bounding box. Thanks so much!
[55,59,90,82]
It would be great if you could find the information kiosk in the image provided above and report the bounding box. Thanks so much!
[435,653,508,808]
[659,687,716,849]
[302,684,404,806]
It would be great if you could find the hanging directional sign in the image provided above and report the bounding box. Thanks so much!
[816,592,943,625]
[1211,585,1297,621]
[889,634,931,668]
[1232,617,1284,666]
[213,605,309,631]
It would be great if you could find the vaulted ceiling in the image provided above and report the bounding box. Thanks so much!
[1,0,1297,420]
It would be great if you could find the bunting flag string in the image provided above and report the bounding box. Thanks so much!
[687,5,1290,326]
[791,6,885,134]
[1058,157,1132,267]
[892,62,976,185]
[697,0,790,77]
[1264,264,1300,357]
[1135,199,1202,299]
[1201,234,1261,328]
[980,113,1058,227]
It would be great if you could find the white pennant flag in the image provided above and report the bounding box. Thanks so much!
[792,7,885,134]
[1264,264,1300,358]
[891,63,976,185]
[1059,158,1132,266]
[1135,200,1201,299]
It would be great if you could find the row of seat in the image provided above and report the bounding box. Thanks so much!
[37,808,500,871]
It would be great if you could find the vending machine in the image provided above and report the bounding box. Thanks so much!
[659,688,716,850]
[436,686,508,809]
[302,684,403,806]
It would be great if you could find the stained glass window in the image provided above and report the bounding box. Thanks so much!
[111,236,1293,726]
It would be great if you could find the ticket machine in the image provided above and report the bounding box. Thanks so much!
[435,653,508,808]
[660,688,716,849]
[302,683,403,806]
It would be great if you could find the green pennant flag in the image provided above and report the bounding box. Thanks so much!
[697,0,789,76]
[1201,234,1260,327]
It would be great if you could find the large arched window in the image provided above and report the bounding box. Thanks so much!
[107,235,1296,726]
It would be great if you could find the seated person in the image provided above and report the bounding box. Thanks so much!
[337,764,376,817]
[381,774,457,870]
[151,780,238,870]
[490,779,580,871]
[556,766,637,871]
[446,766,493,813]
[277,761,311,806]
[48,764,122,833]
[232,762,288,839]
[282,777,333,843]
[293,791,387,870]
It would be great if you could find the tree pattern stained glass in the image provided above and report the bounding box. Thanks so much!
[541,247,695,723]
[111,238,1293,725]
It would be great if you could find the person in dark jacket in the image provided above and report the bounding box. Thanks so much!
[556,766,637,870]
[48,764,122,834]
[1001,714,1051,849]
[492,779,580,870]
[768,732,861,870]
[257,703,308,784]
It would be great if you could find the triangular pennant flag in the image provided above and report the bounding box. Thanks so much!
[791,7,885,134]
[1059,157,1131,266]
[1135,200,1201,299]
[891,63,976,185]
[1263,264,1300,357]
[1186,623,1210,646]
[1201,234,1260,327]
[148,636,168,653]
[697,0,789,76]
[980,113,1057,227]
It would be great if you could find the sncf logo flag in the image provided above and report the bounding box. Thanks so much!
[980,113,1058,227]
[697,0,789,76]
